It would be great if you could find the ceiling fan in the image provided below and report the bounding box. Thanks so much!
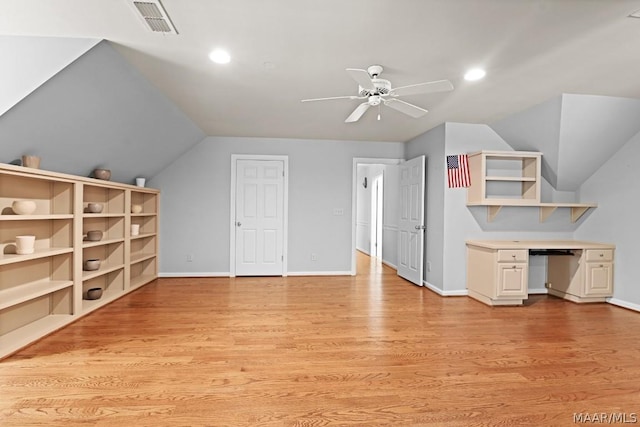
[301,65,454,123]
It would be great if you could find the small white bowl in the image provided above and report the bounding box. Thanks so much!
[131,204,143,214]
[12,200,37,215]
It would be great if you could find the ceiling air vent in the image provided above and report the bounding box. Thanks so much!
[130,0,178,34]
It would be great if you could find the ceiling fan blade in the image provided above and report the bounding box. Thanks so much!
[346,68,375,92]
[345,102,371,123]
[389,80,454,97]
[301,95,362,102]
[384,98,428,118]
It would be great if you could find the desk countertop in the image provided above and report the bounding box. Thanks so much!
[466,240,615,250]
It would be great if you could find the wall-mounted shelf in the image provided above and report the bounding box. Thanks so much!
[467,201,597,223]
[0,163,159,359]
[466,151,597,222]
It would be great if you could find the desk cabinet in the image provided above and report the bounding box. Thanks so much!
[547,249,613,302]
[467,240,614,306]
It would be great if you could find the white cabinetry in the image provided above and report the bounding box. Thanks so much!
[466,151,596,222]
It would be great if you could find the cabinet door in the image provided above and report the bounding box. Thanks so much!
[497,264,527,297]
[585,262,613,296]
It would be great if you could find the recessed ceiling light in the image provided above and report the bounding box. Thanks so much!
[464,68,486,81]
[209,49,231,64]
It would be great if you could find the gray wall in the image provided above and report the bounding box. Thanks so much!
[150,136,404,275]
[492,94,640,192]
[0,40,205,184]
[491,96,562,188]
[0,35,99,116]
[575,130,640,309]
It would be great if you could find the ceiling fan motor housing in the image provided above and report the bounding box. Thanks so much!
[358,78,391,97]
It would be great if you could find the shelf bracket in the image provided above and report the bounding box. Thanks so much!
[570,206,591,223]
[539,206,558,223]
[487,205,502,222]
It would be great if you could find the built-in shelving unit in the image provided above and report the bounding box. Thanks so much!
[466,150,596,222]
[0,164,159,359]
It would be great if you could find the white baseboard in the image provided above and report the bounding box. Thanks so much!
[381,260,397,270]
[287,271,353,276]
[159,272,230,278]
[607,298,640,313]
[423,281,468,296]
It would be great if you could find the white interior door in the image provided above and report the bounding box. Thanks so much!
[235,159,284,276]
[397,156,425,285]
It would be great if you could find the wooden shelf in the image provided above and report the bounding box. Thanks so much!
[83,213,126,218]
[466,151,597,223]
[468,202,597,223]
[82,237,126,248]
[0,163,159,360]
[131,253,156,264]
[130,232,156,241]
[0,214,74,221]
[0,315,73,358]
[82,263,125,281]
[0,280,74,310]
[0,247,73,266]
[130,274,156,290]
[485,176,537,182]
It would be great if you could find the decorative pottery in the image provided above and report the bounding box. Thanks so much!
[87,203,104,213]
[86,230,103,241]
[15,235,36,255]
[135,177,146,187]
[12,200,37,215]
[21,155,41,169]
[83,258,101,271]
[131,204,143,214]
[85,287,103,300]
[131,224,140,236]
[92,169,111,180]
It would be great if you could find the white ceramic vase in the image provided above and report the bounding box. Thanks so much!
[15,235,36,255]
[135,177,146,187]
[131,224,140,236]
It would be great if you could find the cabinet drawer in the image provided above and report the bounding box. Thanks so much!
[497,250,527,262]
[585,249,613,262]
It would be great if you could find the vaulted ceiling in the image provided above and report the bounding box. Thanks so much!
[2,0,640,142]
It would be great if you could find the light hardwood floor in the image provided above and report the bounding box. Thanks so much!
[1,253,639,426]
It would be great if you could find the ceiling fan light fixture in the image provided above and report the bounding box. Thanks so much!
[464,68,486,81]
[209,49,231,64]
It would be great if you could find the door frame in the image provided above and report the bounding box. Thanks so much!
[351,157,403,275]
[371,173,384,258]
[230,154,289,277]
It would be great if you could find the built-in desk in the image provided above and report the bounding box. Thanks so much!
[466,240,614,306]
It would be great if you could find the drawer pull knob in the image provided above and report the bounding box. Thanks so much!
[599,254,603,257]
[512,265,517,269]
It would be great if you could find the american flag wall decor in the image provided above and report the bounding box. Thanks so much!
[447,154,471,188]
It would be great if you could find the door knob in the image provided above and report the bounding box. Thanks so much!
[236,221,242,227]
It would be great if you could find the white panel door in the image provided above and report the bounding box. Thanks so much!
[397,156,425,285]
[235,160,284,276]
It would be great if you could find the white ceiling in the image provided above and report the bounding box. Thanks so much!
[2,0,640,142]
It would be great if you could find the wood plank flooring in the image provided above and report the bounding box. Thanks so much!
[1,253,639,426]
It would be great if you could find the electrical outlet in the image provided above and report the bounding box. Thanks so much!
[427,261,431,272]
[333,208,344,216]
[186,254,194,262]
[311,253,318,261]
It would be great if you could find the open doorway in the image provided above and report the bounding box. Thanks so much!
[351,158,402,275]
